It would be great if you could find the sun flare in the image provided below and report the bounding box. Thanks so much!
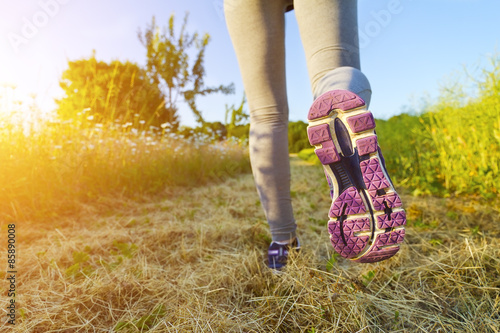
[0,83,45,126]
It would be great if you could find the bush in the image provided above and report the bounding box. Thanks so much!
[288,121,310,153]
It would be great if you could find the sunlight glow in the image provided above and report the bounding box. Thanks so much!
[0,83,50,134]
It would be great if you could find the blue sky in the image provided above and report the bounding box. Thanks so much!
[1,0,499,126]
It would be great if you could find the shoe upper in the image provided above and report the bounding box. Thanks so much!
[267,238,300,270]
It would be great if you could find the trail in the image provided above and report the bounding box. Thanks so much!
[6,157,500,332]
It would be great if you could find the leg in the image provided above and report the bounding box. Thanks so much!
[295,0,406,263]
[294,0,372,105]
[224,0,296,242]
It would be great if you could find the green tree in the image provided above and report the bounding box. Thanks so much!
[56,52,177,128]
[138,14,234,127]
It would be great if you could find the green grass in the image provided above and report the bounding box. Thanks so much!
[377,61,500,200]
[300,60,500,201]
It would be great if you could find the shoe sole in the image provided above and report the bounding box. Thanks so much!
[307,90,406,263]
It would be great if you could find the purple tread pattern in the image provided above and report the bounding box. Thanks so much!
[328,218,370,258]
[308,90,365,120]
[373,229,405,249]
[347,113,375,133]
[356,135,378,156]
[306,89,406,263]
[361,158,390,190]
[356,247,400,263]
[307,124,332,145]
[377,211,407,229]
[329,187,366,217]
[315,141,340,165]
[355,229,405,263]
[371,192,403,211]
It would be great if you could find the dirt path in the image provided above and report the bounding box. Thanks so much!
[5,157,500,332]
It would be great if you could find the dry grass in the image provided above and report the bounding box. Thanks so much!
[2,157,499,332]
[0,117,250,222]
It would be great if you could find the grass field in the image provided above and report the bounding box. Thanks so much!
[2,62,500,332]
[2,156,499,332]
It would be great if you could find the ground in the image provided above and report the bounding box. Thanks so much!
[4,156,500,332]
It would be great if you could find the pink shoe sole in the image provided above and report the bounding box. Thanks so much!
[307,90,406,263]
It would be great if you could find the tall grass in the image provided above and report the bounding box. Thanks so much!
[0,111,250,222]
[298,60,500,201]
[377,59,500,200]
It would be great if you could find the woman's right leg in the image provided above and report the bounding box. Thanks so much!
[294,0,372,104]
[224,0,297,244]
[294,0,406,263]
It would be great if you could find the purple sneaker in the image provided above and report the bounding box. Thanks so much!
[307,90,406,263]
[267,238,301,270]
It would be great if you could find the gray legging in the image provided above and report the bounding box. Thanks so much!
[224,0,372,242]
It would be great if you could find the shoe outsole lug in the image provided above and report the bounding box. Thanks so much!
[307,89,406,263]
[329,186,366,217]
[347,113,376,133]
[307,123,332,145]
[356,135,378,156]
[308,90,365,120]
[315,141,341,165]
[371,192,402,211]
[328,218,370,258]
[360,158,391,190]
[376,211,407,229]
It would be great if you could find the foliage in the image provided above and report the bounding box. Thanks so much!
[377,59,500,199]
[56,52,176,128]
[179,121,228,141]
[288,120,310,153]
[298,148,319,164]
[225,94,249,138]
[138,14,234,126]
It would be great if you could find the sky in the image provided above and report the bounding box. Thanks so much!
[0,0,499,127]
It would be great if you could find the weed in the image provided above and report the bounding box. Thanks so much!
[361,270,376,286]
[326,253,340,272]
[114,304,167,331]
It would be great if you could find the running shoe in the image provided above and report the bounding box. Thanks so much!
[307,90,406,263]
[267,238,301,270]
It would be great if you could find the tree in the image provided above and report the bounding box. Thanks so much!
[56,52,178,128]
[138,14,234,127]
